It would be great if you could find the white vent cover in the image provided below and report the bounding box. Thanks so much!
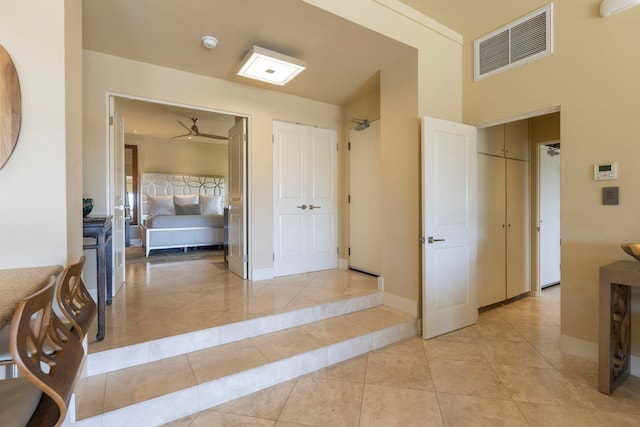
[474,3,553,81]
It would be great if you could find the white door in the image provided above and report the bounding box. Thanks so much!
[477,153,506,307]
[506,158,530,299]
[228,118,247,279]
[422,116,477,339]
[109,97,126,296]
[349,120,381,275]
[538,144,561,288]
[307,127,338,272]
[273,121,337,276]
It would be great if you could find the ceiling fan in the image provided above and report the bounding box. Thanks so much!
[173,117,228,140]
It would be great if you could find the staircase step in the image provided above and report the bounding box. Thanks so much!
[73,305,417,427]
[85,291,383,377]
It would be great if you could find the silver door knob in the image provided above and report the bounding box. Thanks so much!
[309,205,321,210]
[296,205,308,210]
[427,236,446,244]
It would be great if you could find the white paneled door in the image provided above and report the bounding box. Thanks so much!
[422,116,478,339]
[228,118,247,279]
[273,121,337,277]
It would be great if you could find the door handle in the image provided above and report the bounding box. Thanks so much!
[427,236,446,244]
[309,204,321,210]
[296,205,308,210]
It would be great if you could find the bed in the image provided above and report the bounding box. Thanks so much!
[140,172,225,256]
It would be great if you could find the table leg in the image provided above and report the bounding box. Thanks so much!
[96,236,105,341]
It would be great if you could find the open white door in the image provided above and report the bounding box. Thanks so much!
[228,118,247,279]
[538,144,561,289]
[422,116,477,339]
[109,97,126,297]
[349,120,381,275]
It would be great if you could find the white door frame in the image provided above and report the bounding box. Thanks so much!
[106,92,253,279]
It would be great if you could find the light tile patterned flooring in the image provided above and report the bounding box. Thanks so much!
[87,251,379,353]
[161,285,640,427]
[84,252,640,426]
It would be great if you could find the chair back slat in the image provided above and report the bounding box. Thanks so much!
[56,256,96,340]
[9,276,84,427]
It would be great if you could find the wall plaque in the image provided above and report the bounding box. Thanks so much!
[0,44,21,170]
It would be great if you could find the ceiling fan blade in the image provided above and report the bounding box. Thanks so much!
[171,132,191,139]
[198,132,228,140]
[177,120,193,133]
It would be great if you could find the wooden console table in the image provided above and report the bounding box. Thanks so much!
[599,260,640,394]
[83,216,112,341]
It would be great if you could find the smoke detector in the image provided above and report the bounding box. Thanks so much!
[201,36,219,49]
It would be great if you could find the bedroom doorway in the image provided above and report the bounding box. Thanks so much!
[108,95,251,291]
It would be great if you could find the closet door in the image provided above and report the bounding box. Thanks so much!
[504,121,529,161]
[273,121,337,276]
[307,127,338,272]
[506,158,530,298]
[477,125,505,157]
[477,154,507,307]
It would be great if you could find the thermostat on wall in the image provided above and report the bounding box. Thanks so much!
[594,163,617,180]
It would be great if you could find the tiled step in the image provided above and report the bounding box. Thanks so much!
[86,291,384,376]
[73,305,417,427]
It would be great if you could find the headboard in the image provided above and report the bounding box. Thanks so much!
[140,173,225,222]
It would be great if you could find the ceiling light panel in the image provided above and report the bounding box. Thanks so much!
[237,46,306,86]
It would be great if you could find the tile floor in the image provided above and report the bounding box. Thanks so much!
[161,285,640,427]
[83,251,640,426]
[87,251,379,353]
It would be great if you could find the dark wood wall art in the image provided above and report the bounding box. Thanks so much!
[0,44,21,170]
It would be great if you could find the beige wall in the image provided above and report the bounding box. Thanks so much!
[0,0,82,268]
[306,0,461,314]
[464,0,640,357]
[83,0,461,310]
[127,136,228,182]
[83,51,343,274]
[343,85,381,261]
[380,53,421,310]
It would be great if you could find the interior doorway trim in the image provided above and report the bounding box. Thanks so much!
[478,105,560,129]
[105,91,254,279]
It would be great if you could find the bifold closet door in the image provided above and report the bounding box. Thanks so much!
[477,153,506,307]
[506,158,530,299]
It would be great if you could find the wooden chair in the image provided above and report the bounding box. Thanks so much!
[56,256,97,340]
[0,277,84,427]
[0,256,96,378]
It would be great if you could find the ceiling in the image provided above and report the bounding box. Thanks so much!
[83,0,526,140]
[399,0,536,39]
[115,98,236,144]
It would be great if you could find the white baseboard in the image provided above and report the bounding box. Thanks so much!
[251,267,274,281]
[560,334,598,362]
[339,258,348,269]
[383,292,418,317]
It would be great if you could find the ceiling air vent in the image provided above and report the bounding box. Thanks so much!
[474,3,553,81]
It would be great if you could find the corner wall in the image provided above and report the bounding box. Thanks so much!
[463,0,640,358]
[0,0,82,268]
[83,51,343,274]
